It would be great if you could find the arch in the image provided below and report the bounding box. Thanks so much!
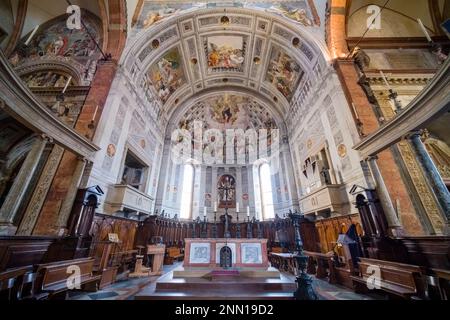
[119,6,331,121]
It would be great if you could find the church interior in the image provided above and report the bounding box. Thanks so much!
[0,0,449,302]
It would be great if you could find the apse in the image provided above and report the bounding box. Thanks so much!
[0,0,449,304]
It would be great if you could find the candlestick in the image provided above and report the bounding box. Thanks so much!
[25,25,39,46]
[417,18,432,43]
[62,76,72,94]
[351,103,359,120]
[379,70,391,90]
[91,105,99,122]
[203,207,207,217]
[247,206,250,217]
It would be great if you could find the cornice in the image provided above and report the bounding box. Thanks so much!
[0,51,100,160]
[353,59,450,158]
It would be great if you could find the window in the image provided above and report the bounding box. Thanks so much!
[180,164,194,219]
[260,163,275,220]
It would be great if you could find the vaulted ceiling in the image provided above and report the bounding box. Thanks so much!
[120,2,330,129]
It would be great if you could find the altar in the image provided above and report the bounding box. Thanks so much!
[183,238,269,269]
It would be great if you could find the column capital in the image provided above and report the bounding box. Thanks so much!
[40,134,53,144]
[366,155,379,162]
[76,156,87,163]
[405,130,423,140]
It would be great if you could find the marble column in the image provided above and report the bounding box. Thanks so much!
[0,135,48,235]
[57,157,87,231]
[367,156,403,236]
[409,132,450,231]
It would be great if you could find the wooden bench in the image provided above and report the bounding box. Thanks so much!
[427,268,450,300]
[350,258,425,299]
[34,257,101,299]
[164,247,184,265]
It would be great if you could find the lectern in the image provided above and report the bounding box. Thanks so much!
[147,244,165,276]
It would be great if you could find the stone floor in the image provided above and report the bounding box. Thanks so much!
[68,262,379,301]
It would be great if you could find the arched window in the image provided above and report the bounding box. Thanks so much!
[260,163,275,220]
[180,164,194,219]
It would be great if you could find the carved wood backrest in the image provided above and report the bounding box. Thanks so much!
[358,258,423,291]
[35,257,95,290]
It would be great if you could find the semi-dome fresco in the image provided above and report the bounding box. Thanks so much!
[0,0,449,305]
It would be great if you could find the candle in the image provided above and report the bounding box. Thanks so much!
[379,70,391,90]
[203,207,207,217]
[351,103,359,120]
[236,202,239,212]
[62,76,72,94]
[247,206,250,217]
[91,105,99,122]
[417,18,432,42]
[25,25,39,46]
[213,201,217,212]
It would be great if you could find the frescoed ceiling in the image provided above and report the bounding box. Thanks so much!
[175,94,279,132]
[121,1,329,122]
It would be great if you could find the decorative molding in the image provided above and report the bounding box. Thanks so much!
[0,51,99,161]
[16,145,65,235]
[353,59,450,158]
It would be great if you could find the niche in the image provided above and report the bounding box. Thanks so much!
[121,151,148,192]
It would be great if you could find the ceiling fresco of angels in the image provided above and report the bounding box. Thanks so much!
[143,48,186,104]
[137,1,319,30]
[136,1,321,105]
[265,47,304,101]
[206,36,246,73]
[177,94,278,132]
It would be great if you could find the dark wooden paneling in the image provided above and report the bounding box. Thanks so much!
[399,236,450,270]
[0,236,57,271]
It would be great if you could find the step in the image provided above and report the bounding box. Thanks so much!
[135,290,295,300]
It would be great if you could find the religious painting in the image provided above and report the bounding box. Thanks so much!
[138,2,203,29]
[266,3,313,26]
[145,48,186,104]
[241,243,262,264]
[265,47,304,101]
[21,71,73,88]
[10,15,101,67]
[142,7,180,28]
[189,243,211,264]
[218,174,236,208]
[206,35,246,72]
[210,94,241,125]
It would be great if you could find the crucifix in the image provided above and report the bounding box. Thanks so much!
[217,183,233,239]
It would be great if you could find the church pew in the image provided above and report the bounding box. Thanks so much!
[350,258,426,299]
[34,257,101,299]
[0,266,31,300]
[0,266,48,300]
[427,268,450,300]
